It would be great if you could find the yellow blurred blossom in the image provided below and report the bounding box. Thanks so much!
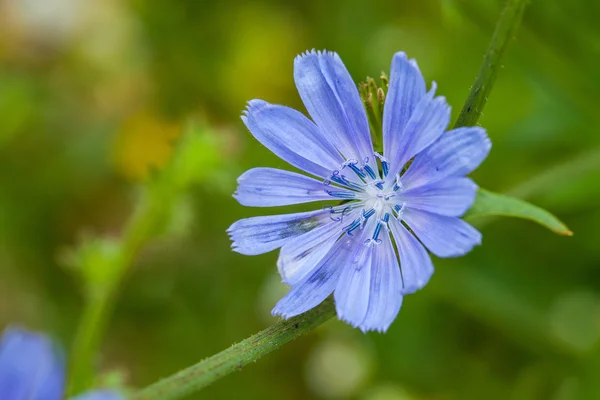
[113,110,180,181]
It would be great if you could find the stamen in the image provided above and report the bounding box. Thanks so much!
[326,191,356,199]
[329,174,347,186]
[330,171,363,191]
[375,181,384,190]
[393,174,404,192]
[325,205,354,222]
[394,203,406,220]
[347,163,366,179]
[345,218,362,235]
[371,223,382,242]
[322,205,338,221]
[324,205,340,221]
[360,208,376,230]
[363,164,377,180]
[374,153,390,178]
[362,208,375,220]
[371,213,390,244]
[381,161,389,177]
[377,192,392,201]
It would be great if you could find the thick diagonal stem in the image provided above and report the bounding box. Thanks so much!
[132,300,336,400]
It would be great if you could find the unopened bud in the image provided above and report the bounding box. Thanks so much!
[380,73,389,89]
[377,88,385,108]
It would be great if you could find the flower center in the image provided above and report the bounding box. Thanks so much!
[324,155,406,245]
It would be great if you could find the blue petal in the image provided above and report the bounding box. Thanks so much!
[389,219,434,294]
[294,50,373,161]
[277,213,352,285]
[228,208,337,255]
[401,126,492,188]
[272,233,363,318]
[384,84,451,180]
[334,239,374,329]
[234,167,345,207]
[242,100,343,178]
[401,208,482,258]
[383,52,426,167]
[0,327,64,400]
[395,177,478,217]
[359,233,403,332]
[71,390,123,400]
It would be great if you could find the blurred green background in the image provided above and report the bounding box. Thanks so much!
[1,0,599,399]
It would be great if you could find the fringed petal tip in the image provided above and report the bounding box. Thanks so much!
[335,302,401,333]
[336,312,394,334]
[226,228,249,256]
[424,82,451,112]
[432,95,450,113]
[276,255,295,286]
[359,323,392,334]
[461,125,492,152]
[428,81,438,97]
[230,171,246,206]
[239,98,344,178]
[295,49,338,63]
[227,210,330,256]
[233,168,336,207]
[228,240,242,254]
[477,127,493,153]
[226,223,240,252]
[241,99,268,121]
[391,51,422,71]
[270,306,296,320]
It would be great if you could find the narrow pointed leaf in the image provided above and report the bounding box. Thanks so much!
[464,188,572,236]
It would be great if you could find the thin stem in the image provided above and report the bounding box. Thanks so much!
[453,0,529,128]
[66,291,112,394]
[67,193,160,395]
[131,1,530,398]
[132,300,336,400]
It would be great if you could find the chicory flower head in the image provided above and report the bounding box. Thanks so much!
[0,326,122,400]
[228,50,491,332]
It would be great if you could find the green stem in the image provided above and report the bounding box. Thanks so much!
[67,193,160,395]
[66,291,113,394]
[453,0,529,128]
[131,2,530,398]
[132,300,336,400]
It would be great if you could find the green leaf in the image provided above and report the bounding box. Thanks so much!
[464,188,573,236]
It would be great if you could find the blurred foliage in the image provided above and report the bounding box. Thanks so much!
[0,0,599,399]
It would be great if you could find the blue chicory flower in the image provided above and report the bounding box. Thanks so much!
[228,50,491,332]
[0,326,122,400]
